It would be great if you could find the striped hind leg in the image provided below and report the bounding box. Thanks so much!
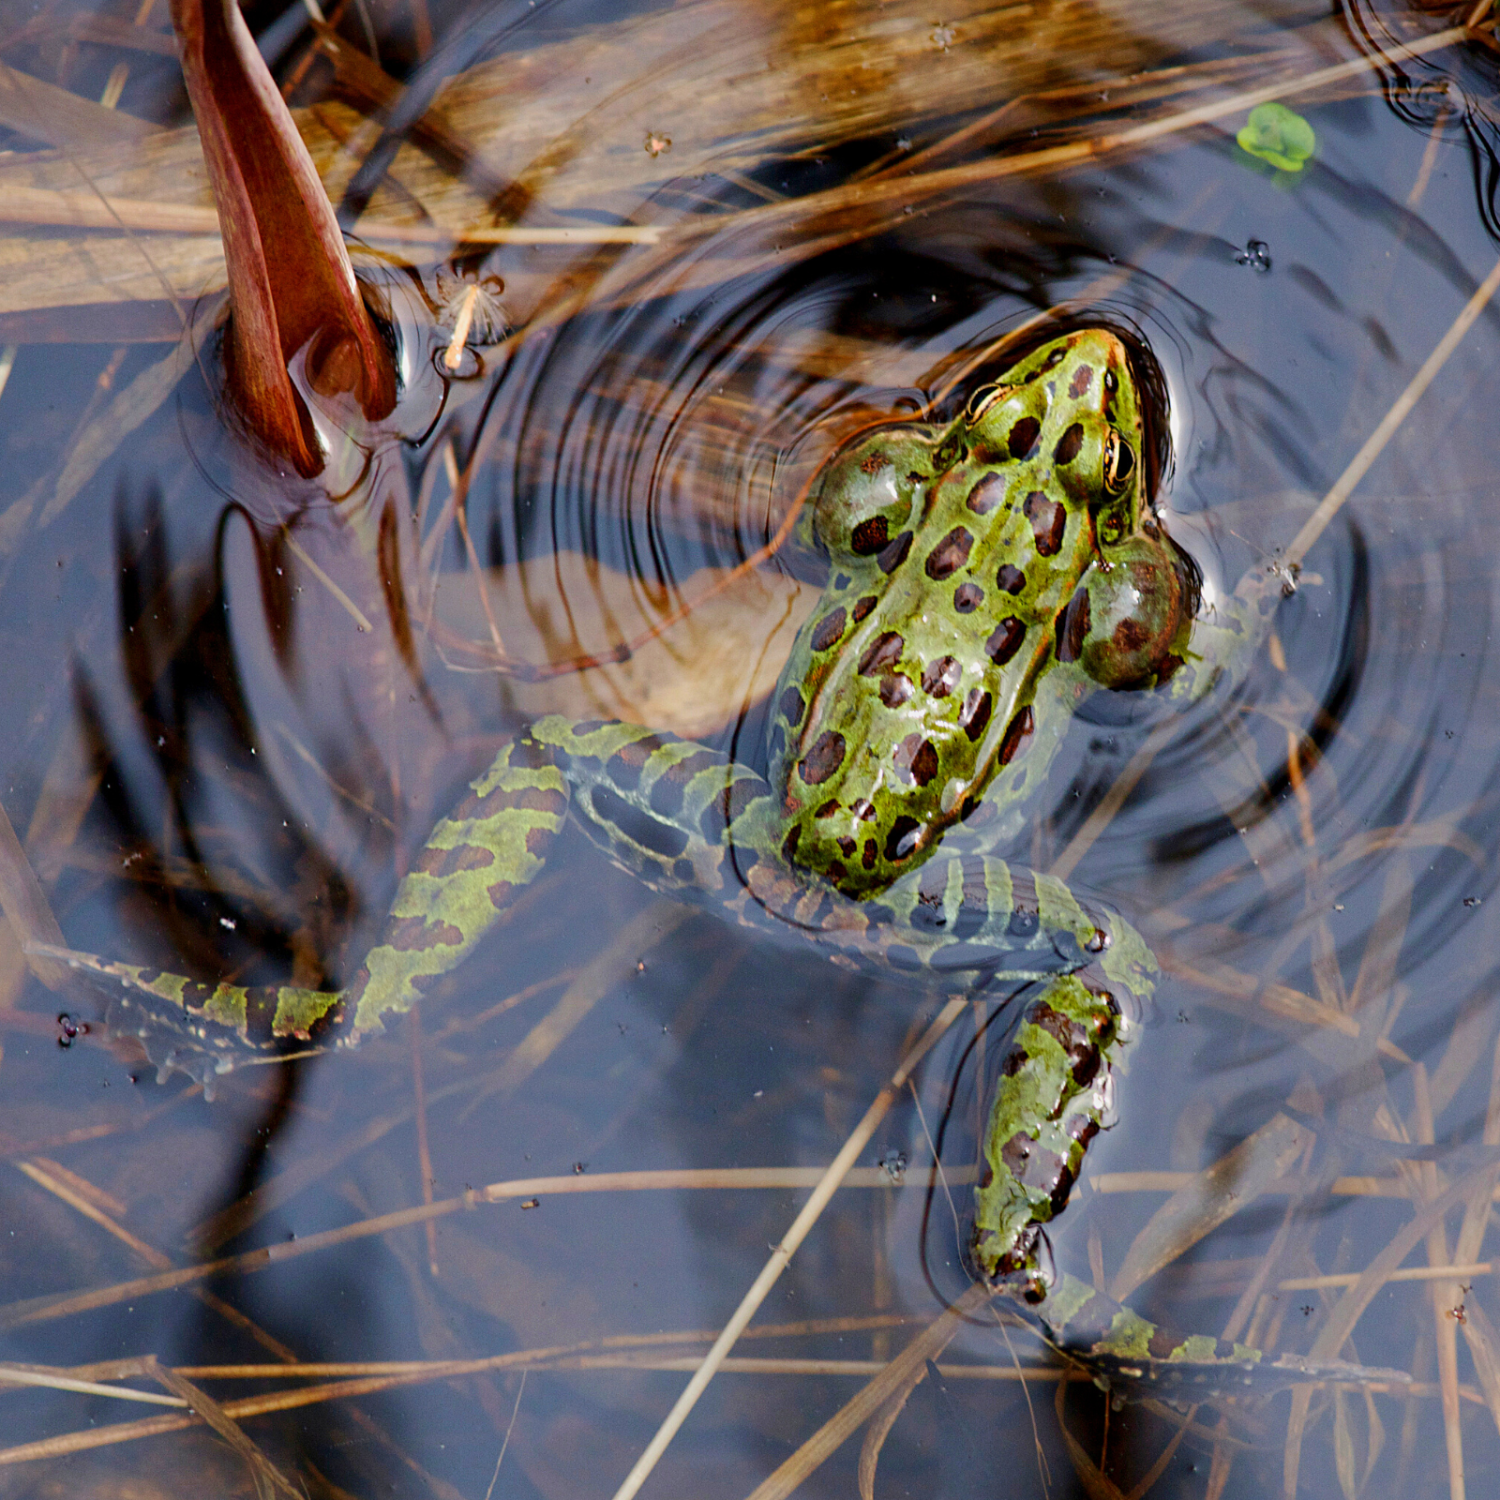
[847,853,1155,1297]
[45,735,569,1087]
[968,970,1134,1295]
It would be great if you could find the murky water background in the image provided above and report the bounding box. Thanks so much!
[3,0,1500,1495]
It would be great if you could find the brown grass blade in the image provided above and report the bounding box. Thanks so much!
[856,1360,929,1500]
[0,60,161,150]
[0,791,69,991]
[144,1357,304,1500]
[1110,1112,1313,1303]
[1412,1063,1469,1500]
[742,1282,992,1500]
[0,1160,978,1332]
[0,1364,184,1407]
[610,997,968,1500]
[1283,251,1500,571]
[1283,1167,1499,1495]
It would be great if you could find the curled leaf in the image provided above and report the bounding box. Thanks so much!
[1237,101,1315,172]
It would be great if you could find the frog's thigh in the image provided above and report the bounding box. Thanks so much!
[526,715,777,896]
[347,736,570,1039]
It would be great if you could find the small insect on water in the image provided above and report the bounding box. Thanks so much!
[433,268,508,375]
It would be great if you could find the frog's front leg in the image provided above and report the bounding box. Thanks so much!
[43,735,570,1089]
[1169,571,1284,706]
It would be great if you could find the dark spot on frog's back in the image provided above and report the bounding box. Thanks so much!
[998,705,1035,764]
[1007,415,1040,460]
[810,607,846,652]
[958,688,992,741]
[879,673,914,707]
[799,731,846,785]
[778,686,805,724]
[922,656,960,697]
[877,530,914,574]
[244,989,277,1043]
[851,594,878,623]
[924,526,973,580]
[175,977,212,1011]
[966,472,1005,515]
[893,733,939,786]
[1068,364,1094,399]
[1024,491,1066,557]
[850,516,889,555]
[1053,422,1084,466]
[858,630,904,675]
[953,582,983,613]
[985,617,1025,666]
[606,732,670,792]
[1055,586,1091,663]
[884,815,923,862]
[995,563,1025,595]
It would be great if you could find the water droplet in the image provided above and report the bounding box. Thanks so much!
[1235,239,1272,273]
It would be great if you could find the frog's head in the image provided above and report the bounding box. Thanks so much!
[960,327,1145,538]
[767,329,1188,898]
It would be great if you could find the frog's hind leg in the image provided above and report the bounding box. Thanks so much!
[854,851,1157,999]
[339,732,570,1041]
[862,855,1155,1293]
[43,734,570,1088]
[967,967,1132,1291]
[1031,1272,1411,1394]
[524,715,780,904]
[34,947,345,1094]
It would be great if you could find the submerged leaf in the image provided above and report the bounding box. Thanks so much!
[1237,101,1315,172]
[171,0,396,474]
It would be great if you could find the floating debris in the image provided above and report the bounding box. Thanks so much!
[1237,101,1316,172]
[1236,238,1272,273]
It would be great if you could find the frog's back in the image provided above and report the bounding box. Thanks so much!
[764,329,1194,899]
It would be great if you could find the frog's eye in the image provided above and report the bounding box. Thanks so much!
[1103,429,1136,496]
[965,384,1011,424]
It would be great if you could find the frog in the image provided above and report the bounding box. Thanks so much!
[46,326,1331,1384]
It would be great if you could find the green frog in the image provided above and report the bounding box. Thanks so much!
[50,327,1316,1382]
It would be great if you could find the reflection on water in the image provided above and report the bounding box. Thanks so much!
[4,1,1500,1497]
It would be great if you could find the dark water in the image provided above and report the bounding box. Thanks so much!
[3,1,1500,1496]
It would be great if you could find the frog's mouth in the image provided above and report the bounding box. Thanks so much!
[171,0,396,477]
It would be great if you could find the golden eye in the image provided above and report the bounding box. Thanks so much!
[965,384,1012,424]
[1103,429,1136,496]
